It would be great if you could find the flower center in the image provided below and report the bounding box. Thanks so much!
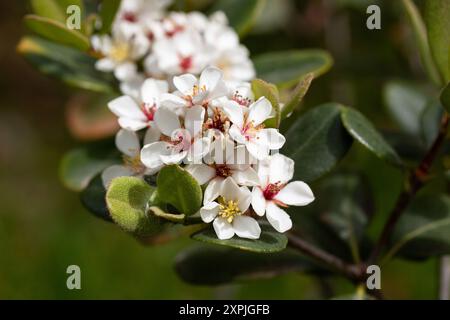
[110,42,130,63]
[141,103,157,122]
[218,198,241,223]
[215,164,231,178]
[165,24,185,38]
[242,120,264,141]
[204,108,229,132]
[122,11,137,23]
[179,55,193,72]
[232,91,252,107]
[123,154,146,175]
[263,182,283,200]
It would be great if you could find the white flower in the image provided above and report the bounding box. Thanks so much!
[91,22,149,81]
[108,78,169,131]
[200,177,261,240]
[186,134,259,204]
[101,129,160,188]
[115,0,171,25]
[223,97,286,160]
[251,154,315,233]
[162,66,229,111]
[140,106,210,169]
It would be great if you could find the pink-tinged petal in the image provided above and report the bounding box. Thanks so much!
[269,153,294,184]
[213,217,235,239]
[115,129,140,157]
[185,106,205,138]
[154,107,181,136]
[160,150,187,165]
[221,177,244,204]
[199,66,223,92]
[101,165,134,188]
[275,181,315,206]
[141,141,171,169]
[173,73,198,94]
[187,137,210,163]
[204,177,224,204]
[228,124,247,144]
[258,129,286,150]
[160,93,187,109]
[141,79,168,103]
[185,164,215,185]
[251,187,267,216]
[231,167,259,186]
[208,79,229,100]
[245,141,270,160]
[266,202,292,233]
[200,202,220,223]
[222,100,244,127]
[118,117,148,131]
[143,126,161,145]
[248,97,272,126]
[233,216,261,239]
[108,95,146,120]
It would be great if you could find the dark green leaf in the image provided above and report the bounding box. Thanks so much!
[420,100,444,147]
[99,0,122,34]
[80,175,112,222]
[251,79,280,127]
[156,165,202,216]
[175,245,324,285]
[281,73,314,120]
[387,194,450,261]
[191,224,287,253]
[210,0,265,37]
[24,15,90,51]
[106,176,166,236]
[341,107,403,166]
[424,0,450,83]
[253,50,333,89]
[440,82,450,113]
[17,36,115,92]
[282,103,352,183]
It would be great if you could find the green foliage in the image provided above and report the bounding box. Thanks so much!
[424,0,450,83]
[341,107,403,166]
[420,101,444,147]
[99,0,122,34]
[106,177,165,236]
[440,82,450,112]
[30,0,84,24]
[17,36,116,92]
[175,245,323,285]
[80,175,112,222]
[282,103,352,183]
[253,50,333,89]
[156,165,203,216]
[210,0,265,37]
[191,224,288,253]
[251,79,280,128]
[281,73,314,120]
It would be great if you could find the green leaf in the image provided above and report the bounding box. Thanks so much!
[440,82,450,113]
[156,165,202,216]
[282,103,352,183]
[80,175,112,222]
[281,73,314,120]
[424,0,450,83]
[253,50,333,89]
[24,15,89,51]
[175,245,323,285]
[383,81,429,136]
[30,0,84,24]
[148,206,185,224]
[420,100,444,147]
[191,224,288,253]
[210,0,265,37]
[251,79,280,128]
[17,36,115,92]
[401,0,441,85]
[99,0,122,34]
[341,107,403,166]
[386,194,450,261]
[59,142,120,192]
[106,177,165,236]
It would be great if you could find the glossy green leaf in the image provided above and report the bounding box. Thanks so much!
[106,177,165,236]
[386,194,450,261]
[99,0,122,34]
[31,0,84,23]
[191,224,288,253]
[440,82,450,113]
[282,103,352,183]
[251,79,280,127]
[148,206,185,224]
[253,50,333,89]
[424,0,450,83]
[341,107,403,166]
[80,175,112,222]
[401,0,441,85]
[17,36,115,92]
[383,81,429,136]
[281,73,314,120]
[156,165,202,216]
[420,100,444,147]
[59,142,120,192]
[175,245,323,285]
[210,0,265,37]
[24,15,89,51]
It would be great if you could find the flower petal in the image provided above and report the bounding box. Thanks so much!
[143,126,161,145]
[185,105,205,138]
[213,217,235,240]
[220,177,244,203]
[101,165,134,188]
[173,73,198,94]
[154,107,181,136]
[185,164,215,185]
[275,181,315,206]
[266,202,292,233]
[269,153,294,184]
[231,167,259,186]
[222,100,244,127]
[251,187,267,216]
[200,202,220,223]
[258,128,286,150]
[248,97,272,126]
[118,117,148,131]
[141,79,168,103]
[199,66,222,92]
[233,216,261,239]
[108,95,146,120]
[160,93,187,109]
[160,150,187,165]
[114,62,137,81]
[245,140,269,160]
[228,124,247,144]
[115,129,140,157]
[204,177,224,204]
[141,141,171,169]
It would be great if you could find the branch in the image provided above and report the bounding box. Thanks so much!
[368,113,449,264]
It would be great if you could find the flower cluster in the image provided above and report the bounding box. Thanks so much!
[104,66,315,240]
[91,0,255,98]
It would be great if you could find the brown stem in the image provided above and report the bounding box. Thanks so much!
[287,232,363,281]
[368,113,449,264]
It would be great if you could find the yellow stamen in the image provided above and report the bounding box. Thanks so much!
[110,42,130,63]
[123,154,145,174]
[218,197,241,223]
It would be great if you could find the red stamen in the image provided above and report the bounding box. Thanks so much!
[179,56,193,72]
[122,12,137,23]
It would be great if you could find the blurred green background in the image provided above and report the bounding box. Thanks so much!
[0,0,441,299]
